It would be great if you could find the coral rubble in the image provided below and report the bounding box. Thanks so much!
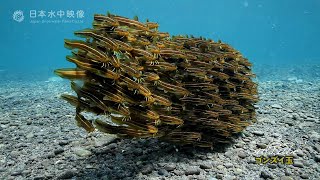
[55,12,258,148]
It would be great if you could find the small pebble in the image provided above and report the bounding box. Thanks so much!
[163,163,176,171]
[58,140,69,146]
[199,162,212,169]
[285,170,293,176]
[73,147,92,157]
[217,165,224,170]
[94,135,117,147]
[285,121,294,126]
[0,168,6,172]
[85,165,94,169]
[107,143,117,149]
[293,161,304,168]
[100,175,110,180]
[224,151,233,158]
[11,170,22,176]
[141,164,153,175]
[234,168,242,175]
[235,143,244,148]
[184,167,201,175]
[271,133,280,138]
[280,176,293,180]
[33,176,45,180]
[22,170,31,175]
[267,164,277,169]
[173,170,184,176]
[286,109,293,113]
[224,163,233,168]
[271,104,282,109]
[305,118,315,122]
[260,170,274,179]
[216,174,223,179]
[57,169,77,179]
[252,131,264,136]
[300,174,309,179]
[314,155,320,162]
[26,132,34,139]
[158,169,170,176]
[54,148,64,155]
[313,144,320,153]
[46,152,55,159]
[238,151,247,158]
[295,149,304,157]
[257,143,267,149]
[209,177,218,180]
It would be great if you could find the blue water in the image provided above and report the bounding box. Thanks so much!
[1,0,320,81]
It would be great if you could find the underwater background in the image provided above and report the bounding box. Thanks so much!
[0,1,320,179]
[1,0,319,81]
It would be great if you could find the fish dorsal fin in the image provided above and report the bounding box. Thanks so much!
[134,15,139,21]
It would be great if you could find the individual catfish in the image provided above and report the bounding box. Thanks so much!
[54,68,87,80]
[75,113,95,132]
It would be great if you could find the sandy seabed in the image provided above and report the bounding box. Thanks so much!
[0,65,319,180]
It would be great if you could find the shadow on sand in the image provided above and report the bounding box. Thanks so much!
[76,137,235,179]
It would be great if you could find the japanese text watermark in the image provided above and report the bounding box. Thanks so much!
[12,10,85,24]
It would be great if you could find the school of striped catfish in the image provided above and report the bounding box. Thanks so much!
[55,12,258,148]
